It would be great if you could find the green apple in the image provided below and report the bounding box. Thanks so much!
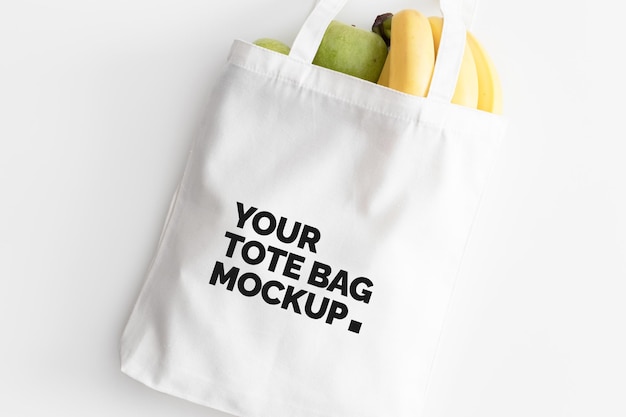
[312,20,388,82]
[253,38,291,55]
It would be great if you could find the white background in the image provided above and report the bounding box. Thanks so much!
[1,0,624,416]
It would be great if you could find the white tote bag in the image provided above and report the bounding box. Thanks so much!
[120,0,506,416]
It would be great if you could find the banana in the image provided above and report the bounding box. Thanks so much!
[386,9,435,96]
[467,31,503,114]
[428,16,478,109]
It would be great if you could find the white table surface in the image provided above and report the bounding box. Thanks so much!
[1,1,623,416]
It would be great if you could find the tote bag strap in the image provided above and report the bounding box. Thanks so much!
[289,0,478,104]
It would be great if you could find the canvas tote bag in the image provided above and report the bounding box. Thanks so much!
[120,0,507,415]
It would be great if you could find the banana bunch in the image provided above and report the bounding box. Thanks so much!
[373,10,503,114]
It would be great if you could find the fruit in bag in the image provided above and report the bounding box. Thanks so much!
[253,38,291,55]
[373,11,503,113]
[312,20,388,83]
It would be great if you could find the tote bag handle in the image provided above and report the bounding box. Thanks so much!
[289,0,478,104]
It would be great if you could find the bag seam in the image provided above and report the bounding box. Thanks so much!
[228,57,504,139]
